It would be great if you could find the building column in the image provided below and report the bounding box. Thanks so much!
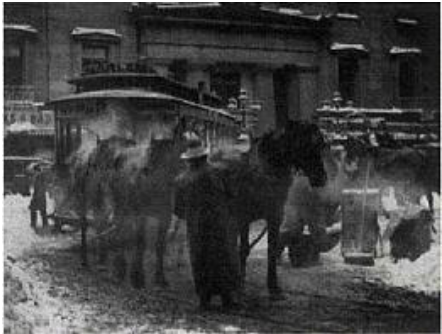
[287,69,300,121]
[298,67,319,121]
[255,70,276,134]
[241,71,255,100]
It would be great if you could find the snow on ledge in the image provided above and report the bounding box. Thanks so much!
[71,27,122,39]
[390,46,422,55]
[155,2,221,9]
[335,13,360,20]
[396,18,419,26]
[4,24,38,34]
[330,43,368,53]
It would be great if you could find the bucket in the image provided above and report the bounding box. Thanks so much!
[341,188,380,266]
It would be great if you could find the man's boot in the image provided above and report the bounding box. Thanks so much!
[30,210,37,229]
[41,209,49,228]
[221,292,240,312]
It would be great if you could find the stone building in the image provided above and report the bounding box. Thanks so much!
[4,2,440,134]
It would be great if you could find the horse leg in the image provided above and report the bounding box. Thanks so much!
[154,212,171,287]
[81,217,88,267]
[130,217,146,289]
[239,224,250,291]
[427,191,434,215]
[113,219,127,283]
[267,218,283,298]
[98,236,109,265]
[113,248,127,283]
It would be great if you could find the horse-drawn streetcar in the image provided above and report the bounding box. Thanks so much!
[46,64,240,268]
[44,63,329,296]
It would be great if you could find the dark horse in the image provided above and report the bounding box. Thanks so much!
[174,121,327,296]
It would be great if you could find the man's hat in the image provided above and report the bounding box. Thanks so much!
[180,139,209,160]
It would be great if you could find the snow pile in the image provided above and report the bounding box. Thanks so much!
[367,191,440,297]
[4,261,36,334]
[375,246,440,297]
[4,195,41,258]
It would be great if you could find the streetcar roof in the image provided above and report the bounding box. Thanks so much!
[47,89,235,120]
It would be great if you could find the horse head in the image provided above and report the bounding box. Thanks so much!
[257,121,327,187]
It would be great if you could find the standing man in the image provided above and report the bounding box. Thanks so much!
[174,138,240,311]
[29,165,48,229]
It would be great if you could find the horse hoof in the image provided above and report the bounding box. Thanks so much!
[269,290,285,301]
[154,276,169,288]
[131,272,146,289]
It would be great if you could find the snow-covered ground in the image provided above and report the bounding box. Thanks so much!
[4,193,441,333]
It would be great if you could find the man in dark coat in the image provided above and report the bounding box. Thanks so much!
[30,165,48,229]
[174,138,240,311]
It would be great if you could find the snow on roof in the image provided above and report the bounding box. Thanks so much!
[330,43,368,53]
[48,89,235,120]
[389,46,422,55]
[71,27,122,39]
[4,24,38,34]
[396,18,419,26]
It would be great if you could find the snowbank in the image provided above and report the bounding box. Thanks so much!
[4,261,35,334]
[375,246,440,297]
[4,195,40,258]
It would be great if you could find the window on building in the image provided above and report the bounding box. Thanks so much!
[5,41,24,85]
[338,56,359,102]
[210,69,241,104]
[398,57,420,98]
[82,44,109,73]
